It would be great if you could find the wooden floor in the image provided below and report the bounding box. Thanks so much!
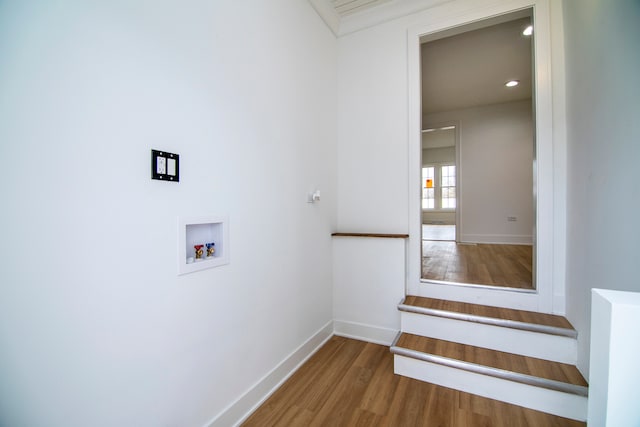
[422,241,533,289]
[242,337,585,427]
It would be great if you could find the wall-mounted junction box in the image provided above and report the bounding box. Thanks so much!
[178,216,229,275]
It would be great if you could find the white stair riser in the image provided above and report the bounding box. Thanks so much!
[394,355,587,421]
[401,312,577,364]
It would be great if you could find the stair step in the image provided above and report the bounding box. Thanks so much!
[391,333,587,394]
[399,296,576,338]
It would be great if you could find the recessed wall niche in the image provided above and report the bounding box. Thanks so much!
[178,216,229,275]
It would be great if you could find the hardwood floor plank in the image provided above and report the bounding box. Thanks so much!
[308,342,385,426]
[422,241,533,289]
[358,343,401,416]
[345,408,384,426]
[243,337,585,427]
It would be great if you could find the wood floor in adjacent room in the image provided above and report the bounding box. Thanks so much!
[242,336,584,427]
[422,240,533,289]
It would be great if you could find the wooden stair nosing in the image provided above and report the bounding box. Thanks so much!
[398,302,577,338]
[398,297,577,338]
[390,344,588,397]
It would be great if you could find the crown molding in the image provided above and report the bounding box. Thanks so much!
[309,0,454,37]
[308,0,341,35]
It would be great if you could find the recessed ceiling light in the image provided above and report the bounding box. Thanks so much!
[523,25,533,36]
[505,80,519,87]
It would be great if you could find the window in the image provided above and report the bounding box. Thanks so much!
[422,167,434,209]
[422,164,455,210]
[441,165,456,209]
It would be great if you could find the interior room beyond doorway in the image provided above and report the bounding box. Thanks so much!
[420,12,535,291]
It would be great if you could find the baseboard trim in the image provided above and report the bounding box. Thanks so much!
[333,320,398,346]
[205,320,334,427]
[460,234,533,245]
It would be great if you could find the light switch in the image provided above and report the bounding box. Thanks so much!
[151,149,180,182]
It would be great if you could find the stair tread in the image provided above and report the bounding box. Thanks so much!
[395,333,588,387]
[403,296,574,331]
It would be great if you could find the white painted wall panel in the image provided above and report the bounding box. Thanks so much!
[333,237,405,343]
[0,1,337,426]
[563,0,640,378]
[336,24,409,234]
[425,100,534,244]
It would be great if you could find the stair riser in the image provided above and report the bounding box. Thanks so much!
[401,312,577,364]
[394,355,588,421]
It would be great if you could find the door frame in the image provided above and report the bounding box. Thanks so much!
[420,122,460,243]
[406,0,558,313]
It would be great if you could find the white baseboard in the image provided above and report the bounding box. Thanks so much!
[333,320,398,346]
[460,234,533,245]
[205,321,334,427]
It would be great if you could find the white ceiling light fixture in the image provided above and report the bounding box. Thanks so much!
[523,25,533,36]
[505,80,519,87]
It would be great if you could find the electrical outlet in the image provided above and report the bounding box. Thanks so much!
[157,156,166,174]
[151,149,180,182]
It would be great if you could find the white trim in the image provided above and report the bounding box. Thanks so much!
[407,0,556,314]
[308,0,341,35]
[553,292,566,316]
[205,321,334,427]
[309,0,455,37]
[549,0,567,315]
[459,234,533,245]
[333,320,399,345]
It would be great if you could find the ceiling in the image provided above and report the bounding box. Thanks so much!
[421,16,533,114]
[308,1,533,116]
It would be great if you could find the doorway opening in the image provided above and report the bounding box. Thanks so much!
[419,10,535,291]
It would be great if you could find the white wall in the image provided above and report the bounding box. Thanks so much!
[0,1,337,426]
[563,0,640,378]
[425,100,534,244]
[336,26,409,233]
[333,237,405,345]
[422,146,455,164]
